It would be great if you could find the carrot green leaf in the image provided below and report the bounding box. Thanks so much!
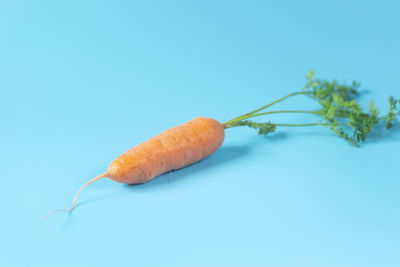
[223,71,399,146]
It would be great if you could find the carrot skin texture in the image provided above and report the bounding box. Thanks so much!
[107,117,225,184]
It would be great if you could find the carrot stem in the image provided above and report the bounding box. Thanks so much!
[225,110,320,127]
[243,91,306,115]
[226,91,307,124]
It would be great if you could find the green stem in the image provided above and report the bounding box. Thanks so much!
[223,110,320,128]
[225,91,307,124]
[246,91,307,115]
[273,123,322,127]
[273,123,347,127]
[226,121,348,128]
[239,110,319,120]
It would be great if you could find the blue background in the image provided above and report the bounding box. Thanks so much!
[1,1,399,266]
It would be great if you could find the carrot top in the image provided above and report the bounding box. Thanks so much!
[223,71,400,146]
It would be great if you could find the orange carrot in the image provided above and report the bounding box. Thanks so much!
[45,71,399,217]
[45,117,225,216]
[109,116,225,184]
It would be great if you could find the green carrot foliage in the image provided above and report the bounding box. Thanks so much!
[223,71,399,146]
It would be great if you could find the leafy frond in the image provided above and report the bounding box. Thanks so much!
[223,71,399,146]
[229,120,276,135]
[322,119,358,146]
[304,70,359,101]
[385,96,399,129]
[302,72,382,145]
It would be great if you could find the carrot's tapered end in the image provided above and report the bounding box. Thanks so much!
[42,173,108,220]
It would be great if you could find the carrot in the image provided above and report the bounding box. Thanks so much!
[108,117,225,184]
[45,71,399,217]
[44,117,225,217]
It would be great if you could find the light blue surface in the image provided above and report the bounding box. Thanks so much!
[1,1,399,266]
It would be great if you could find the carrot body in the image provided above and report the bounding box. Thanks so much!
[43,116,225,217]
[107,117,225,184]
